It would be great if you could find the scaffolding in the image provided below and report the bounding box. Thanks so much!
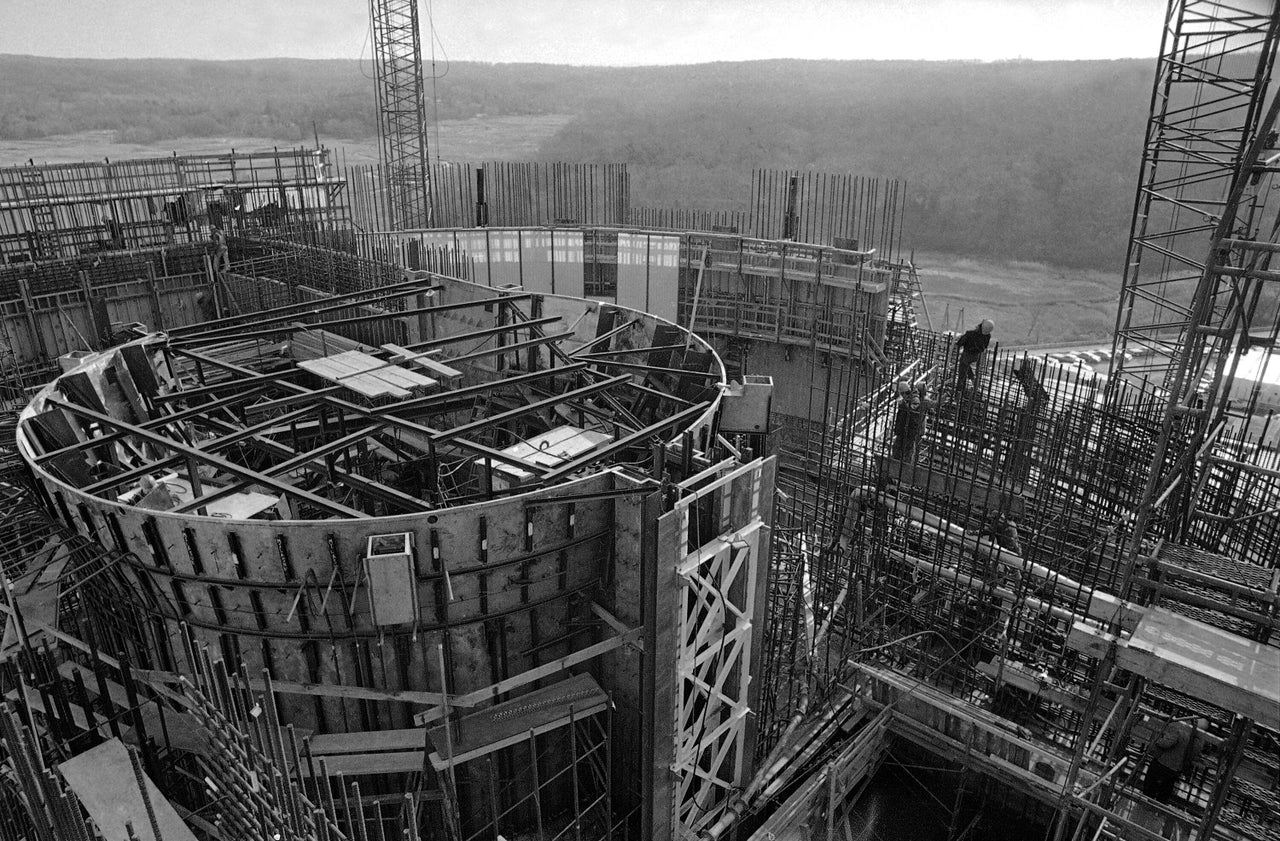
[0,149,347,266]
[750,316,1280,838]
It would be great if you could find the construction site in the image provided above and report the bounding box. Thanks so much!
[0,1,1277,840]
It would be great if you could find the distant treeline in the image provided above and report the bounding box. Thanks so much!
[0,54,1156,269]
[537,60,1153,271]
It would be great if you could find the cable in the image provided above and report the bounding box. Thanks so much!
[357,12,374,80]
[422,0,447,166]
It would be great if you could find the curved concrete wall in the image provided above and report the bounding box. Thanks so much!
[364,226,893,364]
[17,277,726,734]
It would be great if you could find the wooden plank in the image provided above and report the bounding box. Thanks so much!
[426,672,607,770]
[413,630,635,726]
[492,425,614,484]
[298,355,405,399]
[0,549,65,661]
[240,676,446,706]
[308,728,423,756]
[325,350,375,375]
[880,456,1025,517]
[58,738,199,841]
[383,343,463,382]
[300,750,425,777]
[57,662,211,754]
[322,349,424,397]
[1118,607,1280,730]
[347,375,408,399]
[6,687,96,732]
[977,658,1089,711]
[365,365,434,391]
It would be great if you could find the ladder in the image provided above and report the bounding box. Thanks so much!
[20,167,60,260]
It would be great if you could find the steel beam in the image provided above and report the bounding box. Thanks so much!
[168,299,449,347]
[172,291,535,347]
[582,359,720,380]
[36,382,276,464]
[449,331,576,365]
[48,398,367,518]
[382,363,588,416]
[404,315,562,352]
[173,422,390,513]
[81,403,326,495]
[167,274,443,337]
[540,401,713,484]
[151,371,302,405]
[434,375,630,444]
[172,347,554,475]
[194,415,430,513]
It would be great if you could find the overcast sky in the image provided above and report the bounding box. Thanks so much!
[2,0,1167,64]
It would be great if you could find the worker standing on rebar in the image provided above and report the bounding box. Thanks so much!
[101,214,126,250]
[891,380,935,462]
[195,292,217,323]
[210,224,231,276]
[955,319,994,394]
[991,514,1022,555]
[971,513,1021,593]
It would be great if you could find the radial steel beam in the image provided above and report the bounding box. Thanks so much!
[433,374,629,444]
[167,275,443,337]
[36,383,277,464]
[48,398,367,518]
[173,422,390,513]
[539,401,713,484]
[193,414,430,513]
[404,315,563,352]
[172,347,553,475]
[382,363,588,416]
[80,404,326,495]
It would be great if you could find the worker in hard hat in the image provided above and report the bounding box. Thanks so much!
[955,319,994,394]
[891,379,935,462]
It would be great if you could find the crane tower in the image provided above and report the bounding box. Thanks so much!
[369,0,433,229]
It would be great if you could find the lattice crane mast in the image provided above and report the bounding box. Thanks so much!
[369,0,433,230]
[1110,1,1280,553]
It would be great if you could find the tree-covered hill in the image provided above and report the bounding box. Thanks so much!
[0,54,1154,270]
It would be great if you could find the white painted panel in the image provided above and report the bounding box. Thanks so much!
[617,232,649,313]
[487,229,523,288]
[648,235,681,323]
[454,231,492,286]
[551,230,585,298]
[520,230,554,294]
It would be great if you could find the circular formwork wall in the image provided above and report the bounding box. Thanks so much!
[16,275,725,736]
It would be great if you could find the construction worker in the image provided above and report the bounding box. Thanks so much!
[195,292,218,323]
[1141,716,1208,804]
[101,215,126,250]
[210,224,231,276]
[955,319,995,394]
[891,380,935,462]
